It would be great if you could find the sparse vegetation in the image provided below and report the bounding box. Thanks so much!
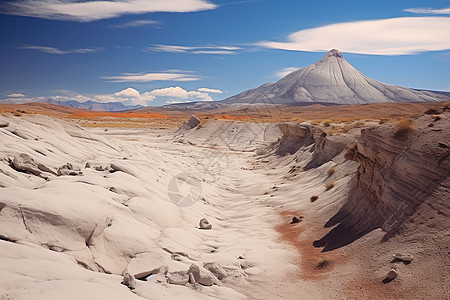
[197,118,209,129]
[314,259,330,270]
[432,115,441,122]
[424,108,439,115]
[325,181,335,191]
[310,195,318,203]
[12,110,23,116]
[395,118,415,136]
[322,119,332,126]
[326,167,335,177]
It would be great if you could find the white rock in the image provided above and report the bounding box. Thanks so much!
[188,264,220,286]
[125,252,165,279]
[122,272,137,289]
[167,271,189,286]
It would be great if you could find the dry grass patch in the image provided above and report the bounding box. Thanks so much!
[395,118,415,136]
[325,181,335,191]
[326,167,336,177]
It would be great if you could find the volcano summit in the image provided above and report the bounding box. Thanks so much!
[223,49,449,105]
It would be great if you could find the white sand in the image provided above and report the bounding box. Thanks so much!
[2,113,447,299]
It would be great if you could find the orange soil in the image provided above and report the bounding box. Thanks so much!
[70,111,172,119]
[275,211,347,280]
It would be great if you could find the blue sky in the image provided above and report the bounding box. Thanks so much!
[1,0,450,106]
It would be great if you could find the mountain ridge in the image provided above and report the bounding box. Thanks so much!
[46,99,142,112]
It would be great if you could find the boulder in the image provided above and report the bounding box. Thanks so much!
[125,252,165,279]
[11,153,41,176]
[199,218,212,230]
[203,262,227,280]
[0,120,9,128]
[186,115,201,129]
[121,272,137,289]
[188,264,219,286]
[167,271,189,286]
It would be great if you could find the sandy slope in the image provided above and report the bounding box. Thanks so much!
[0,108,448,299]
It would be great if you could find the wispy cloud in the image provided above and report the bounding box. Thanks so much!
[198,87,222,93]
[275,67,298,78]
[2,0,217,22]
[21,45,103,55]
[147,44,241,55]
[102,70,201,82]
[7,93,25,97]
[259,17,450,55]
[109,19,160,28]
[404,7,450,15]
[1,86,221,106]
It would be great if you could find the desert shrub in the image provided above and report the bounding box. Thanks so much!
[315,260,330,270]
[310,120,321,125]
[395,119,415,136]
[12,110,22,116]
[326,167,335,177]
[322,120,332,127]
[354,121,365,126]
[325,181,335,191]
[424,108,439,115]
[310,195,318,202]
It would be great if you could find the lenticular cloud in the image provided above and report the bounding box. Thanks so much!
[259,17,450,55]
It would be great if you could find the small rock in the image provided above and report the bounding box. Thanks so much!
[57,163,82,176]
[386,269,398,280]
[199,218,212,230]
[0,120,9,128]
[203,262,227,280]
[290,216,301,224]
[122,272,137,289]
[85,162,91,168]
[167,271,189,285]
[393,253,413,263]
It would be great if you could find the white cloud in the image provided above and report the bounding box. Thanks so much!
[198,87,222,93]
[148,86,212,101]
[259,17,450,55]
[21,45,103,55]
[3,0,217,22]
[148,44,241,55]
[7,93,25,98]
[275,67,298,78]
[102,71,200,82]
[404,7,450,15]
[1,86,221,106]
[109,19,159,28]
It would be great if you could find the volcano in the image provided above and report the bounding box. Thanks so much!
[223,49,449,105]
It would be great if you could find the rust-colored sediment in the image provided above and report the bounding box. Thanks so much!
[70,111,172,119]
[275,211,345,280]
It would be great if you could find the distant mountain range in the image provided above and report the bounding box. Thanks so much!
[46,99,142,112]
[222,49,450,105]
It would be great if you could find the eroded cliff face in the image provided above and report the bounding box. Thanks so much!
[314,112,449,251]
